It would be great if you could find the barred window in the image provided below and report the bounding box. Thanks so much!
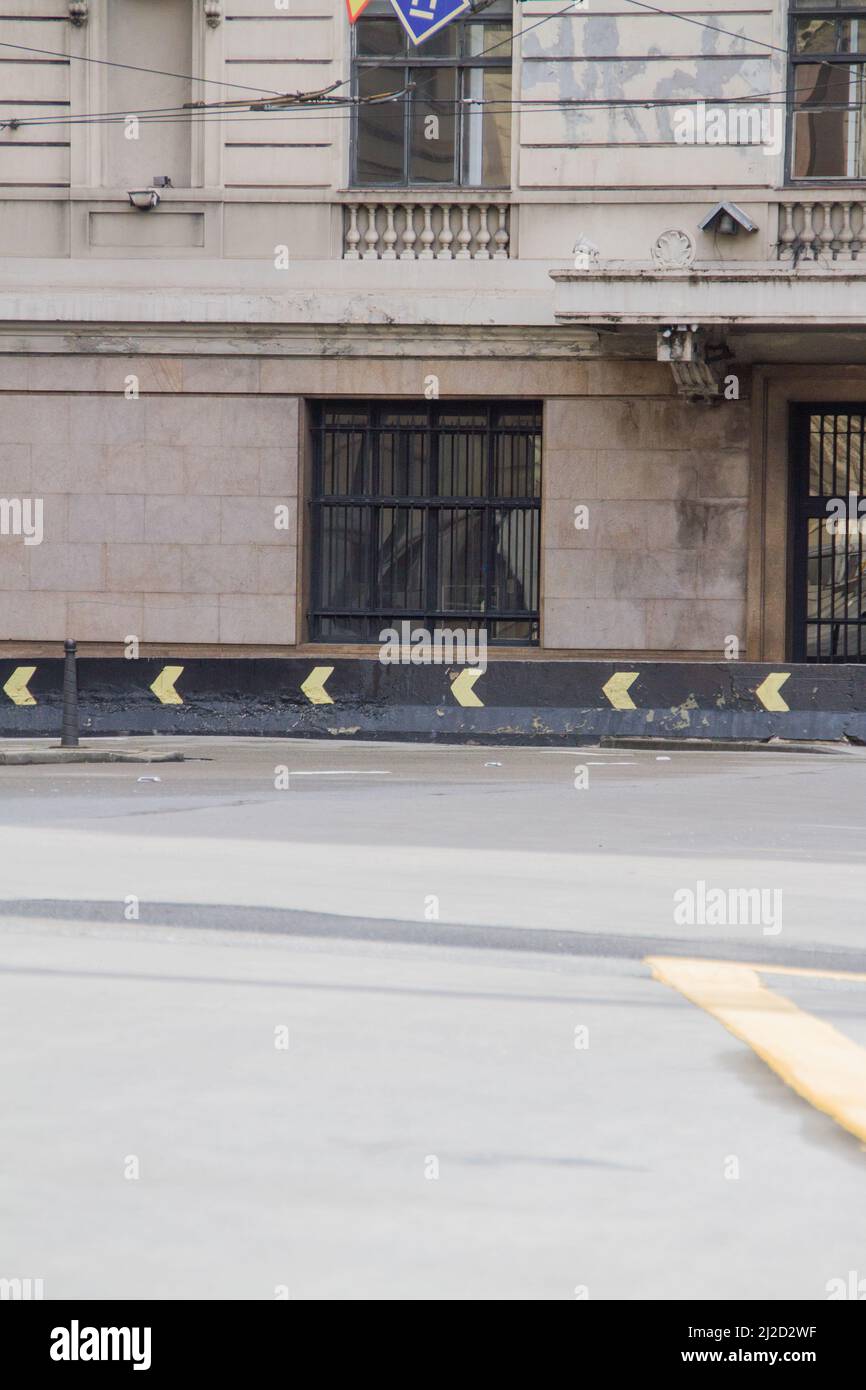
[309,402,541,644]
[351,0,512,187]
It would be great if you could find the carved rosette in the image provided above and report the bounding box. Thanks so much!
[68,1,88,25]
[651,229,696,270]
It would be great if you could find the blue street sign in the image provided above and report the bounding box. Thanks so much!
[388,0,470,48]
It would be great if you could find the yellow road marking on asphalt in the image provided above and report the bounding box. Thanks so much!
[301,665,334,706]
[3,666,36,706]
[755,671,791,712]
[450,668,484,707]
[149,665,184,706]
[647,955,866,1144]
[602,671,639,710]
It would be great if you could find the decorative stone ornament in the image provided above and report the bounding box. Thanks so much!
[204,1,223,25]
[68,1,88,24]
[572,235,600,270]
[651,229,696,269]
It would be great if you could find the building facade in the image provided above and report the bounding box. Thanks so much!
[0,0,864,674]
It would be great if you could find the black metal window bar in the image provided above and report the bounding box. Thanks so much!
[791,405,866,661]
[309,402,541,644]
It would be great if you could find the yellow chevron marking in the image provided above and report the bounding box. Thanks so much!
[450,669,484,708]
[602,671,639,710]
[3,666,36,706]
[149,665,184,706]
[755,672,791,712]
[301,666,335,706]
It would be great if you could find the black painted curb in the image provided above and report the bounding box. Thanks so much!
[1,657,866,744]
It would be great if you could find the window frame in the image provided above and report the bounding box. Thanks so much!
[308,400,542,646]
[349,3,513,190]
[788,3,866,185]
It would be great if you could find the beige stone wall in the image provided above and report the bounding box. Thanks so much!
[0,387,299,648]
[0,2,788,263]
[0,353,751,657]
[542,391,751,654]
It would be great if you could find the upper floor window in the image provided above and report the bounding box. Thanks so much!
[351,0,512,188]
[791,1,866,179]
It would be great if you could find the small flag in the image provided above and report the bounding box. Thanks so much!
[346,0,373,20]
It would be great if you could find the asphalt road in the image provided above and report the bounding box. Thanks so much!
[1,738,865,1300]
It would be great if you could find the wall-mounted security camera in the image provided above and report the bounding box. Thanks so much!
[127,188,160,212]
[698,201,758,237]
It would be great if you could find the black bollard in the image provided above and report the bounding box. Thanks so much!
[60,638,79,748]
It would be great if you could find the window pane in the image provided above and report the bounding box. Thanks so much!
[377,507,426,610]
[792,62,864,176]
[493,429,541,498]
[415,24,458,59]
[319,506,372,609]
[795,17,866,53]
[492,507,539,611]
[378,421,428,496]
[356,18,405,57]
[794,18,842,53]
[409,66,457,183]
[438,428,485,496]
[356,67,405,183]
[462,68,511,185]
[465,21,512,59]
[437,508,485,609]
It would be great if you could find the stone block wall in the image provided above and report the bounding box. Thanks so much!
[0,386,299,648]
[542,392,751,653]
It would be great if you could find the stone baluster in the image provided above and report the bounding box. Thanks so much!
[849,201,864,259]
[799,201,816,259]
[436,204,454,259]
[381,204,397,260]
[455,205,472,259]
[474,205,491,260]
[493,204,509,259]
[819,201,836,258]
[344,204,361,260]
[399,204,417,259]
[838,202,854,260]
[362,203,380,259]
[778,202,797,260]
[418,205,435,259]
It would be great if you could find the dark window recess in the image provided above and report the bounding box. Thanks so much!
[790,3,866,179]
[352,0,511,188]
[309,402,541,644]
[791,405,866,660]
